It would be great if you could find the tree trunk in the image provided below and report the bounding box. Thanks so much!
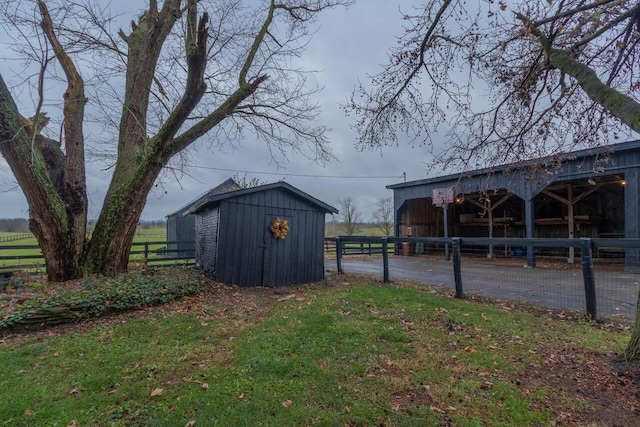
[0,76,86,281]
[83,159,162,275]
[624,289,640,362]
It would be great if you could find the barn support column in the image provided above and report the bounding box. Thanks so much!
[568,186,575,263]
[542,183,602,264]
[525,197,536,268]
[624,168,640,270]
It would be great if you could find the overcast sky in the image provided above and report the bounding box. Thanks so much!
[0,1,441,221]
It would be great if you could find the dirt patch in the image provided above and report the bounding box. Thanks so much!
[517,346,640,426]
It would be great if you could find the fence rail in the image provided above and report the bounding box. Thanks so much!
[324,237,394,256]
[0,241,195,274]
[331,236,640,321]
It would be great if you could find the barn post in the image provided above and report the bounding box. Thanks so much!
[625,168,640,270]
[580,237,597,320]
[524,197,537,268]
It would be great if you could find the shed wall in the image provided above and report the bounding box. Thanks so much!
[215,188,326,287]
[166,214,195,256]
[195,207,219,277]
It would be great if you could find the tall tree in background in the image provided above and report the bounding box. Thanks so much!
[372,197,393,236]
[346,0,640,361]
[338,196,360,236]
[0,0,350,281]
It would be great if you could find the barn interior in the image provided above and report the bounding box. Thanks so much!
[396,175,626,259]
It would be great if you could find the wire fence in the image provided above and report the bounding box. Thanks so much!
[327,236,640,322]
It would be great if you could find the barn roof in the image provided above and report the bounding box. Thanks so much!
[165,178,240,218]
[187,181,338,215]
[387,139,640,191]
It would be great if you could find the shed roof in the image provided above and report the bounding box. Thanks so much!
[166,178,240,218]
[387,139,640,191]
[188,181,338,215]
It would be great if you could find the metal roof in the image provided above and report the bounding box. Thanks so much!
[165,178,240,218]
[187,181,338,215]
[387,140,640,191]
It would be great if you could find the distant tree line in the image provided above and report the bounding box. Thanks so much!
[0,218,29,233]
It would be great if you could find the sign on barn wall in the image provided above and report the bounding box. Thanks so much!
[432,187,455,205]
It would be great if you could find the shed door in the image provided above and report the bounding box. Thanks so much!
[262,213,295,287]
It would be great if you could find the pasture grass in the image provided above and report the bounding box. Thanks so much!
[0,274,629,426]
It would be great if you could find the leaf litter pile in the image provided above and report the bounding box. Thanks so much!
[1,271,639,426]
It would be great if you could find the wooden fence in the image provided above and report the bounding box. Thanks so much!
[0,241,195,274]
[324,237,394,256]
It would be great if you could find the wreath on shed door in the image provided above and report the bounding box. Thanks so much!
[270,217,289,239]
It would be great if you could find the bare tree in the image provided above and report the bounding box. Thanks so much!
[346,0,640,360]
[0,0,350,281]
[372,197,393,236]
[338,196,361,236]
[346,0,640,171]
[326,213,340,237]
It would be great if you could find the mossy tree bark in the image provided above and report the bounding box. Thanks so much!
[82,0,268,275]
[0,1,87,281]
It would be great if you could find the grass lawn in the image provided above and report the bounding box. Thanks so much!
[0,272,637,426]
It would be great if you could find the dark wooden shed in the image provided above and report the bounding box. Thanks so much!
[165,178,239,257]
[189,181,338,287]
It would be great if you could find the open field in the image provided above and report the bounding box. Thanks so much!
[0,273,637,426]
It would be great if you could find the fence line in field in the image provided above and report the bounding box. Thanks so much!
[0,233,32,243]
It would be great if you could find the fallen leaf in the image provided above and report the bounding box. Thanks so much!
[238,392,245,400]
[67,421,77,427]
[201,383,209,390]
[69,388,84,395]
[108,388,118,395]
[185,421,197,427]
[464,346,476,353]
[24,409,33,416]
[480,381,494,390]
[282,399,293,407]
[150,388,163,397]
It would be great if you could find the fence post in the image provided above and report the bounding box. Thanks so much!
[580,238,597,320]
[452,238,464,298]
[382,237,389,283]
[336,237,343,274]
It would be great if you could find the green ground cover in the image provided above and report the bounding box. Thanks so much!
[0,273,632,426]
